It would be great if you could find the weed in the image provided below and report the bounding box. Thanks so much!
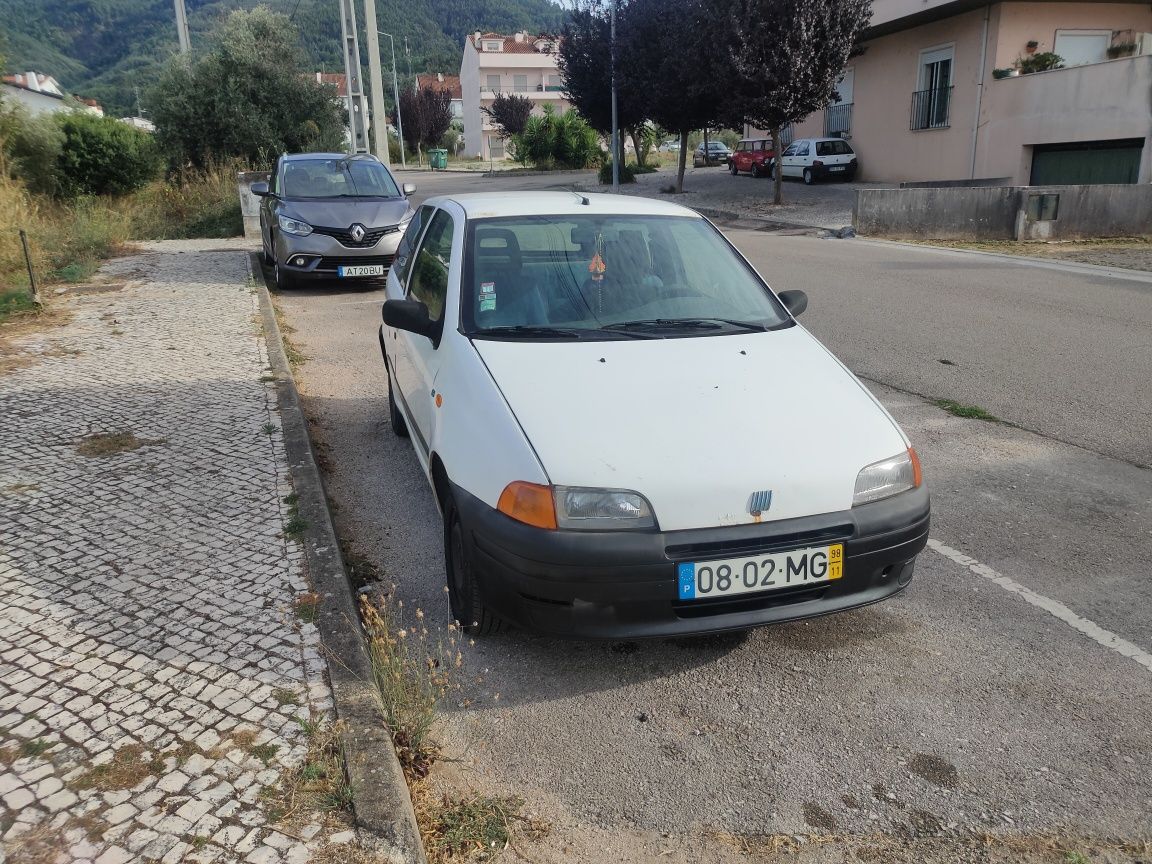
[251,743,279,766]
[261,720,352,830]
[295,593,320,624]
[0,288,39,324]
[229,729,260,750]
[283,493,299,505]
[283,338,309,367]
[1064,853,1090,864]
[20,738,52,759]
[272,687,300,707]
[260,374,276,383]
[300,762,326,782]
[344,550,384,592]
[52,262,96,283]
[420,792,525,859]
[190,836,211,852]
[76,430,165,457]
[319,784,355,812]
[934,399,998,421]
[283,491,308,540]
[73,743,164,790]
[262,422,277,435]
[296,716,320,738]
[361,592,461,778]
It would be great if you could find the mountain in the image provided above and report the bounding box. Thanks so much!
[0,0,564,115]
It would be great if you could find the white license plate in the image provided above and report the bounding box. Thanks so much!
[830,166,847,172]
[677,543,843,601]
[338,265,385,277]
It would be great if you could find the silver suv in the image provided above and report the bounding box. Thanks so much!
[253,153,416,290]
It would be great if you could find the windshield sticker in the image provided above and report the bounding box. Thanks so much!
[480,296,496,312]
[480,281,496,295]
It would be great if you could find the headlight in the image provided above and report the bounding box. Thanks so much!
[278,215,312,236]
[553,486,655,530]
[853,448,922,506]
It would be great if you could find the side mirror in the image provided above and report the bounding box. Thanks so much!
[383,299,439,343]
[250,181,270,197]
[778,290,808,317]
[402,183,417,196]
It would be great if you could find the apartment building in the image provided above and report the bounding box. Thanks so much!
[459,31,571,159]
[773,0,1152,184]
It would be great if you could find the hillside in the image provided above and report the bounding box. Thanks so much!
[0,0,564,115]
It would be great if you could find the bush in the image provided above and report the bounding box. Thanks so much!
[123,165,243,239]
[598,161,637,184]
[54,113,162,198]
[513,106,601,170]
[2,110,64,196]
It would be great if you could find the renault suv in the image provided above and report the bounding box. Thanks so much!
[254,153,416,290]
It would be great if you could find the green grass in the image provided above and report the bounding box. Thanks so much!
[934,399,998,421]
[20,739,52,759]
[251,743,279,766]
[0,288,38,323]
[427,795,522,857]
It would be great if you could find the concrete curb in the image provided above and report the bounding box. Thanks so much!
[248,253,427,864]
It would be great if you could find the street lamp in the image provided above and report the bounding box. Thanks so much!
[377,30,406,168]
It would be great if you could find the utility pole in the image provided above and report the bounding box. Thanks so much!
[610,0,619,192]
[379,32,407,168]
[362,0,390,166]
[338,0,368,152]
[173,0,191,54]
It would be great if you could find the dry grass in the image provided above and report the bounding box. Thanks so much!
[902,236,1152,273]
[261,719,354,831]
[72,743,165,791]
[75,430,165,458]
[411,784,547,863]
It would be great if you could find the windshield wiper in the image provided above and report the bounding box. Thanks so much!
[604,317,769,333]
[475,325,584,339]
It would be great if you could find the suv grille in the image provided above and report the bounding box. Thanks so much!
[312,224,400,248]
[316,254,394,272]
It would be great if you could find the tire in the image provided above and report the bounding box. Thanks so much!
[803,167,815,185]
[751,162,763,178]
[729,162,738,175]
[385,359,408,438]
[444,495,502,635]
[273,259,296,291]
[767,163,776,180]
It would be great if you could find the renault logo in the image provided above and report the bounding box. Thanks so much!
[349,223,366,242]
[748,489,773,522]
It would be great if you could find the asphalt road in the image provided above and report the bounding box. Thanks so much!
[269,173,1152,862]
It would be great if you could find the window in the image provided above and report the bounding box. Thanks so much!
[547,74,563,91]
[736,142,748,152]
[486,74,500,92]
[452,101,463,117]
[280,158,400,199]
[912,46,953,130]
[795,142,811,156]
[782,143,799,157]
[816,140,853,156]
[394,205,433,286]
[1054,30,1111,66]
[462,215,790,336]
[489,136,505,158]
[514,74,528,92]
[407,210,454,322]
[482,40,502,52]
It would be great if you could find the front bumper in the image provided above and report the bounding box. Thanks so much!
[455,483,930,638]
[274,230,403,280]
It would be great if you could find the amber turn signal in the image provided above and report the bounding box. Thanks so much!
[497,481,558,530]
[908,447,923,488]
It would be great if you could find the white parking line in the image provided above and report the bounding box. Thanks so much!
[927,538,1152,674]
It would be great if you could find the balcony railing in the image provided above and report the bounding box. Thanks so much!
[481,84,564,94]
[910,86,952,130]
[824,102,853,136]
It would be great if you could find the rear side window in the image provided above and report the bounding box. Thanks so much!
[394,205,433,286]
[407,209,455,322]
[816,140,854,156]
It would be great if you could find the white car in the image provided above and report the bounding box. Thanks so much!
[379,192,928,638]
[770,137,858,184]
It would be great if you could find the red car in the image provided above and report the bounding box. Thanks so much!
[729,137,775,178]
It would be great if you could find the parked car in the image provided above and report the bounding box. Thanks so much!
[378,191,930,638]
[769,137,858,184]
[692,141,733,167]
[658,140,681,152]
[729,137,775,177]
[253,152,417,290]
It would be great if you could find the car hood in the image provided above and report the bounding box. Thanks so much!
[474,327,908,532]
[281,197,411,230]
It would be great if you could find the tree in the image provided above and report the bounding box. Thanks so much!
[720,0,871,203]
[481,93,534,139]
[557,0,647,165]
[511,104,599,169]
[54,112,161,197]
[398,86,454,162]
[617,0,715,191]
[149,6,345,171]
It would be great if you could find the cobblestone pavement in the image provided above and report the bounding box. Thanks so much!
[0,242,351,864]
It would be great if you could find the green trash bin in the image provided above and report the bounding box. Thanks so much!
[429,149,448,170]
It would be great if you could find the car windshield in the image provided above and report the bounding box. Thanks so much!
[280,158,400,199]
[462,215,791,339]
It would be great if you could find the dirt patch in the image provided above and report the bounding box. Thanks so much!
[72,743,164,791]
[909,753,959,790]
[803,802,836,830]
[909,238,1152,272]
[75,430,166,458]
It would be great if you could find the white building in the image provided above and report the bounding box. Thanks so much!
[459,31,571,159]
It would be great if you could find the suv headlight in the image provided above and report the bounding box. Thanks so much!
[278,215,312,236]
[554,486,656,530]
[853,448,922,506]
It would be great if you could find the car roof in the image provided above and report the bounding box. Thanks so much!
[280,152,380,162]
[430,191,704,220]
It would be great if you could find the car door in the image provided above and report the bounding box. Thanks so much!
[384,204,433,438]
[396,207,457,448]
[778,142,799,176]
[732,142,748,171]
[789,141,811,177]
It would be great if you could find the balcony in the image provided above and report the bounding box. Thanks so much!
[480,84,566,96]
[910,86,952,130]
[824,102,853,136]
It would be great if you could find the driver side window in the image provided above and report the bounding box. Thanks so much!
[407,209,455,323]
[394,205,434,286]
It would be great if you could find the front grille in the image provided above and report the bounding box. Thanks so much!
[665,524,853,561]
[316,254,394,271]
[312,224,400,248]
[673,584,827,618]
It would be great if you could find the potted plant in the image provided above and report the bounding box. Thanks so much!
[1107,42,1136,58]
[1017,52,1063,73]
[992,67,1014,79]
[1025,40,1039,53]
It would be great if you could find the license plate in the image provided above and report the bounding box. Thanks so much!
[677,543,843,601]
[830,166,846,172]
[338,265,385,277]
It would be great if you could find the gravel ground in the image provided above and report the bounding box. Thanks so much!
[909,239,1152,272]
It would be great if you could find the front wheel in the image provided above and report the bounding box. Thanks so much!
[444,496,502,636]
[803,167,814,185]
[729,162,738,175]
[273,260,296,291]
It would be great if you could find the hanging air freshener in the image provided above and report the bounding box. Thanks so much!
[588,232,607,314]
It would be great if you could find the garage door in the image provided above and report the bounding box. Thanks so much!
[1030,139,1144,185]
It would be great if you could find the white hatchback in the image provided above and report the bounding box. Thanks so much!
[771,137,859,184]
[379,192,928,638]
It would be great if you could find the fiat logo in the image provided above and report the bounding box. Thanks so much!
[349,223,366,242]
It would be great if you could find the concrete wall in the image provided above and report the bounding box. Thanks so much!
[237,172,271,242]
[855,184,1152,239]
[1,84,66,116]
[993,2,1152,69]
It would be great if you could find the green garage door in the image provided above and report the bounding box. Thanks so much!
[1030,139,1144,185]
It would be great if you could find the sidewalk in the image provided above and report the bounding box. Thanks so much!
[0,242,349,863]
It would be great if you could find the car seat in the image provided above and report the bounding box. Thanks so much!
[473,228,547,326]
